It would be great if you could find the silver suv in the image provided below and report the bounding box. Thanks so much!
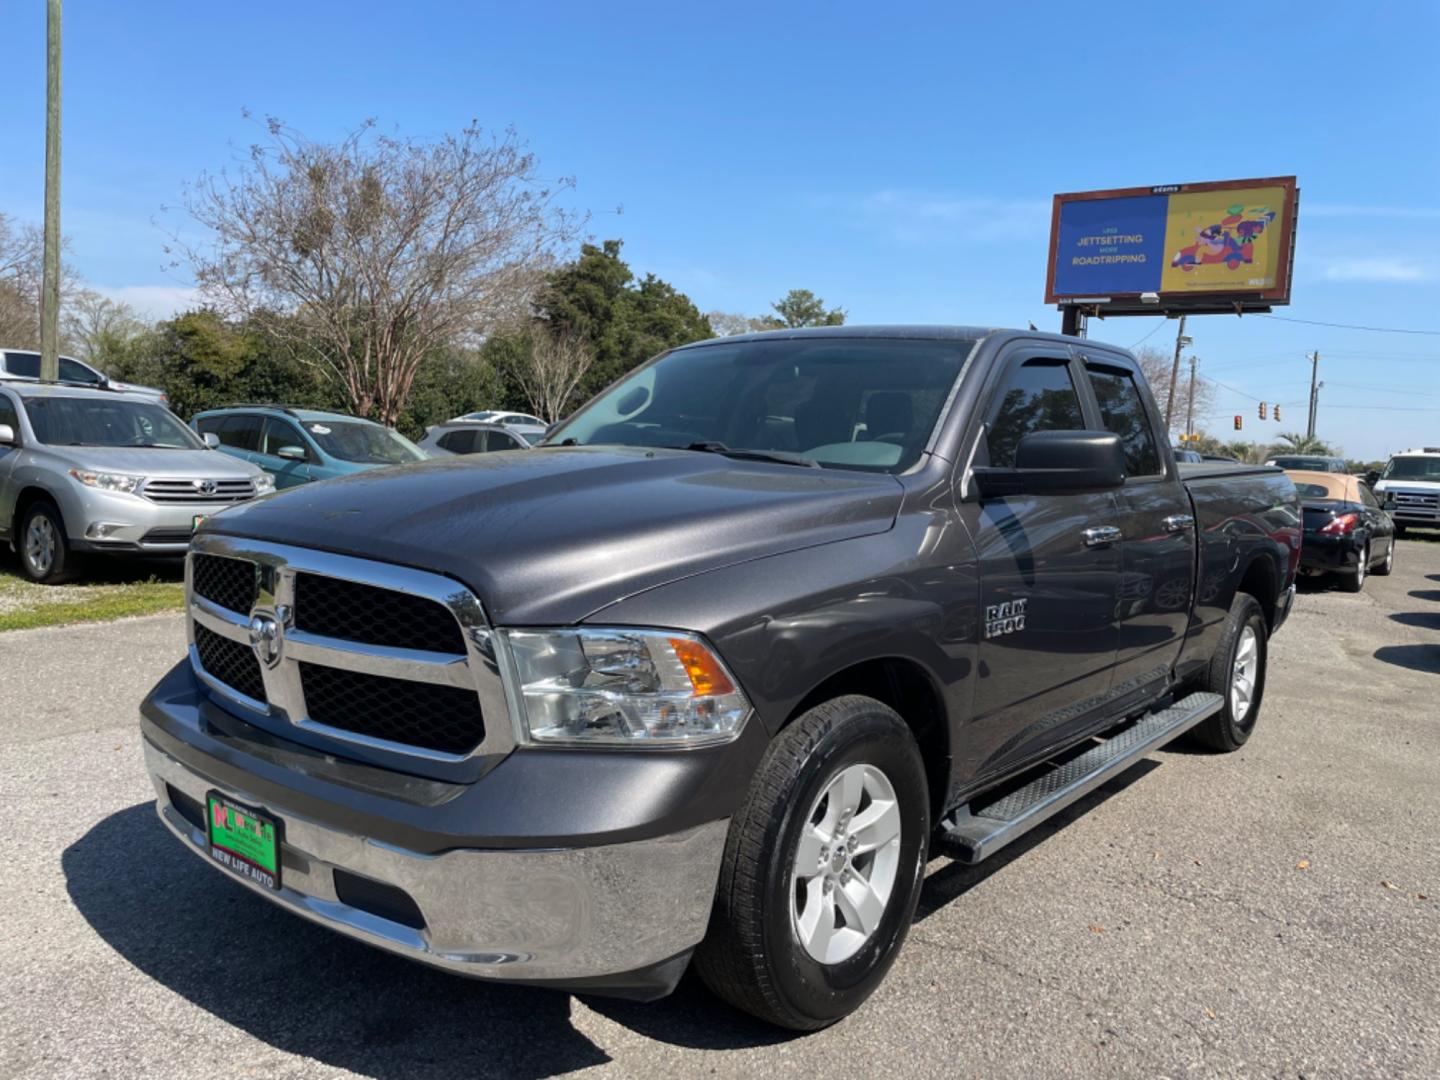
[0,381,273,582]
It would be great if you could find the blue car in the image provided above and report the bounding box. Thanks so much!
[192,406,428,489]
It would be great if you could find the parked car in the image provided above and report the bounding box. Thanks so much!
[1200,452,1240,463]
[454,409,545,427]
[143,325,1298,1030]
[1265,453,1347,472]
[416,420,537,457]
[1172,446,1203,462]
[0,382,272,582]
[1369,447,1440,536]
[192,406,429,489]
[1288,469,1396,590]
[1,347,168,405]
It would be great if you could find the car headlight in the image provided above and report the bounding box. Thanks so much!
[501,627,751,747]
[69,468,144,495]
[253,473,275,494]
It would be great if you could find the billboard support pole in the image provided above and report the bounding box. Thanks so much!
[1060,305,1087,338]
[1163,314,1187,430]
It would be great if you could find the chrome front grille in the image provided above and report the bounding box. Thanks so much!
[1394,491,1439,509]
[143,478,258,504]
[185,535,512,762]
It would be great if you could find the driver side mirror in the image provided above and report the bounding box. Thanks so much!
[972,430,1127,498]
[277,445,307,462]
[0,423,14,447]
[202,432,221,449]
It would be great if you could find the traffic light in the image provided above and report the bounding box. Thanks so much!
[1259,402,1267,420]
[1233,415,1243,431]
[1274,405,1282,422]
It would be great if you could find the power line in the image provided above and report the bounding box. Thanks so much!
[1256,314,1440,336]
[1127,318,1168,348]
[1319,403,1436,412]
[1323,379,1440,397]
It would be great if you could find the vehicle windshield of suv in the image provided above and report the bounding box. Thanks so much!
[1380,455,1440,481]
[1270,456,1331,471]
[23,395,202,448]
[547,337,978,473]
[303,420,426,465]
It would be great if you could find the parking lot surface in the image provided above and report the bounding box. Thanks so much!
[2,540,1438,1079]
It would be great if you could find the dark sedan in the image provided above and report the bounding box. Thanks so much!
[1289,470,1396,591]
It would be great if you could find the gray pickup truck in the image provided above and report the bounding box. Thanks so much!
[140,326,1299,1030]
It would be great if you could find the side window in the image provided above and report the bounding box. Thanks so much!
[488,431,521,451]
[261,418,309,459]
[438,430,476,453]
[195,416,220,436]
[58,358,102,385]
[1086,364,1161,477]
[985,357,1086,467]
[4,353,40,378]
[0,393,19,435]
[1359,484,1379,510]
[218,414,262,452]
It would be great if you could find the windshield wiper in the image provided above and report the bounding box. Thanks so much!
[673,441,819,468]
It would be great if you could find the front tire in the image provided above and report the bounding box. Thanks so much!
[1189,592,1267,752]
[695,695,930,1030]
[18,500,77,584]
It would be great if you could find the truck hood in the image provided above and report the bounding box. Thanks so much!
[203,446,904,624]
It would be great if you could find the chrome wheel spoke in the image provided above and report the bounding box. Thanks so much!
[795,823,829,871]
[849,797,901,856]
[794,876,834,956]
[835,869,886,936]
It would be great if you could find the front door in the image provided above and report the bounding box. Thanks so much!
[258,418,316,488]
[957,347,1121,778]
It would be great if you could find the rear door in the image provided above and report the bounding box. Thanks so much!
[483,428,525,452]
[1081,355,1194,700]
[958,345,1122,776]
[437,429,479,455]
[212,413,264,468]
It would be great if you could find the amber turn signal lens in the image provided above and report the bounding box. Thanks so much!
[668,637,736,696]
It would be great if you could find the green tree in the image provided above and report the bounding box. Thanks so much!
[533,239,712,401]
[758,288,845,329]
[1275,431,1335,455]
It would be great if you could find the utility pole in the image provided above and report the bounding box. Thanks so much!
[1184,354,1198,437]
[40,0,62,382]
[1163,315,1191,432]
[1306,350,1320,440]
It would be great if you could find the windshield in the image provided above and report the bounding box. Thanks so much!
[547,337,977,473]
[1381,455,1440,481]
[302,420,426,465]
[1271,456,1330,470]
[23,395,202,449]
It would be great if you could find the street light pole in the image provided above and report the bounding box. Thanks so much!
[40,0,62,383]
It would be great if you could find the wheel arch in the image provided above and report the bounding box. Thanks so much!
[1235,550,1281,632]
[786,656,950,822]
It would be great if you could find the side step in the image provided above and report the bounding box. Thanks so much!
[938,691,1224,864]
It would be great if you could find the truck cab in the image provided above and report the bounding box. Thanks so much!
[1372,448,1440,534]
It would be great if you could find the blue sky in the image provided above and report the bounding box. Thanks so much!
[2,2,1436,459]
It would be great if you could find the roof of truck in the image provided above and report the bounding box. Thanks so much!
[672,324,1138,354]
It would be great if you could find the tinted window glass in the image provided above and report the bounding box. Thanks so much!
[1087,365,1161,477]
[22,396,201,448]
[550,337,977,474]
[438,429,477,453]
[0,394,19,434]
[261,418,310,460]
[59,358,101,384]
[4,352,39,377]
[488,431,522,451]
[1360,484,1379,509]
[986,358,1086,467]
[218,414,262,452]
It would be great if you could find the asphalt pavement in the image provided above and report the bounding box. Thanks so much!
[2,540,1438,1079]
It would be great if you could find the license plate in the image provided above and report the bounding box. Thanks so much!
[206,792,282,891]
[192,514,206,532]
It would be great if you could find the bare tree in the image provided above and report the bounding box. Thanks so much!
[0,213,48,347]
[1134,345,1215,436]
[508,331,594,422]
[174,118,581,424]
[63,290,147,371]
[707,311,772,337]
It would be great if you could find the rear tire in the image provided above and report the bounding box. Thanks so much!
[695,695,930,1031]
[17,499,77,584]
[1341,542,1369,592]
[1188,593,1267,752]
[1372,539,1395,576]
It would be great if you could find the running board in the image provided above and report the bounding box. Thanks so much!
[938,691,1224,864]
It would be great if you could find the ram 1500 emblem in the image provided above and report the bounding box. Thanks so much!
[984,600,1027,639]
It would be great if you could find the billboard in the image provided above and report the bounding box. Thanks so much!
[1045,177,1298,314]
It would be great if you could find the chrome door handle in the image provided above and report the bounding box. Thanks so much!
[1082,526,1122,547]
[1162,514,1195,533]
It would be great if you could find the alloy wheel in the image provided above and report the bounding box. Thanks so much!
[790,763,903,964]
[24,515,56,577]
[1231,624,1259,725]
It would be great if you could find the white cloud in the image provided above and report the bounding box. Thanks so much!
[1317,258,1434,283]
[91,284,202,319]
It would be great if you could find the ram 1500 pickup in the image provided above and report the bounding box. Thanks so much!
[140,326,1299,1030]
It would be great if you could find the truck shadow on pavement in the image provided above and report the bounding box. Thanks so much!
[63,804,794,1077]
[1373,644,1440,675]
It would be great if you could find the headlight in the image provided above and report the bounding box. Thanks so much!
[69,469,144,494]
[253,473,275,494]
[501,627,750,747]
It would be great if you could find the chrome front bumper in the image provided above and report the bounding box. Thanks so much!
[144,738,728,988]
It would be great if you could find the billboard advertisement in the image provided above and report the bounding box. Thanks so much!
[1045,177,1297,313]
